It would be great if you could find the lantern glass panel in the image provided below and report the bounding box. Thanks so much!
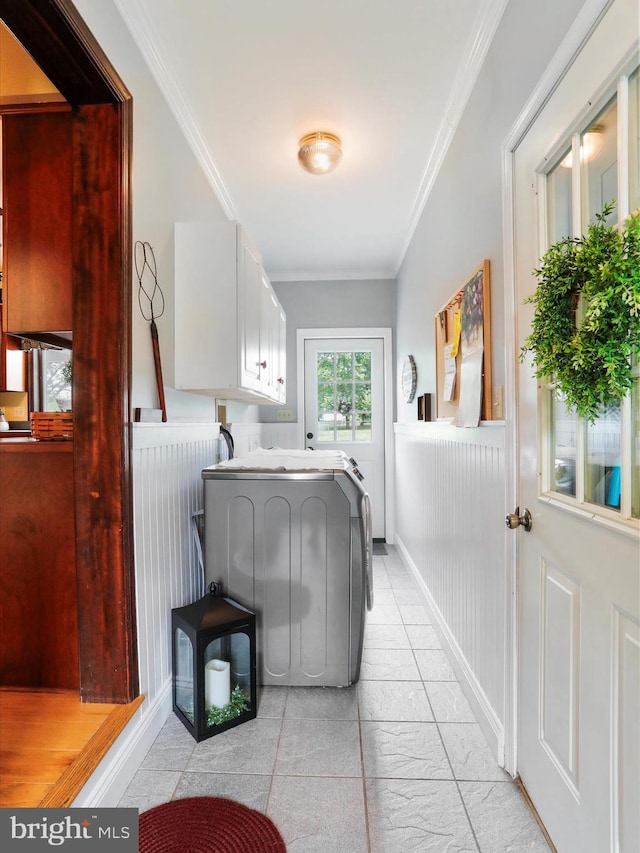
[204,631,252,729]
[174,626,194,723]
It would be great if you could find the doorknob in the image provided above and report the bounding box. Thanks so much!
[505,507,532,532]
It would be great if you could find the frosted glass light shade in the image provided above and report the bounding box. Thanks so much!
[560,129,603,168]
[298,132,342,174]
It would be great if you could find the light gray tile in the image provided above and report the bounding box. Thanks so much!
[257,686,288,718]
[459,781,551,852]
[439,724,510,781]
[366,778,478,852]
[358,680,434,722]
[275,718,362,777]
[367,604,403,625]
[405,624,442,649]
[373,567,391,589]
[364,623,411,649]
[361,721,452,780]
[140,714,195,771]
[117,769,180,812]
[372,588,397,605]
[360,648,421,681]
[385,572,418,589]
[268,775,368,853]
[186,717,281,775]
[414,649,457,681]
[399,604,432,625]
[393,587,426,605]
[285,685,358,720]
[173,772,271,812]
[426,682,477,723]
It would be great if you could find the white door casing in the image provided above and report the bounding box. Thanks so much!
[297,328,393,542]
[505,1,639,851]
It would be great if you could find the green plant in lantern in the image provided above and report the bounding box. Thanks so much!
[521,202,640,422]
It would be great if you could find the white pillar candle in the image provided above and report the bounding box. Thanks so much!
[204,659,231,709]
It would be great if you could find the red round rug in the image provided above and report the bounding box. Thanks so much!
[139,796,287,853]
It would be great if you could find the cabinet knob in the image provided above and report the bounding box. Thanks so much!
[277,377,284,384]
[257,360,267,369]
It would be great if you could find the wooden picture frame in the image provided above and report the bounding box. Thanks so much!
[434,260,492,424]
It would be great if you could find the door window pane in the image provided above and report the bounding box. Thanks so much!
[631,362,640,519]
[581,97,618,229]
[584,401,621,511]
[550,392,577,497]
[548,149,573,242]
[629,67,640,213]
[316,350,373,443]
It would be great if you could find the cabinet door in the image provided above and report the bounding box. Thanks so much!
[260,273,279,398]
[237,228,263,393]
[276,304,287,403]
[2,112,73,333]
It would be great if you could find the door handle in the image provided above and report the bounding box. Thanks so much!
[505,507,532,532]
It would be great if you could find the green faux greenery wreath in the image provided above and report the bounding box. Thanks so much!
[521,202,640,422]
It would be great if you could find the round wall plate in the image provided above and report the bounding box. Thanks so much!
[401,355,417,403]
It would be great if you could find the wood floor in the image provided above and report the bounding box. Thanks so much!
[0,688,144,807]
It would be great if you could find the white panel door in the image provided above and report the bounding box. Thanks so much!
[304,337,385,539]
[512,2,639,851]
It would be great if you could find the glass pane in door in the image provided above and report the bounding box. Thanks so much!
[547,148,573,242]
[584,401,621,510]
[629,67,640,213]
[581,96,618,229]
[550,392,577,497]
[316,350,373,443]
[631,361,640,519]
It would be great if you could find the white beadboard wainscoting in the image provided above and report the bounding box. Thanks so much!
[394,421,508,765]
[73,419,298,805]
[73,422,220,806]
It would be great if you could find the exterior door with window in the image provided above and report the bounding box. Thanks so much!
[512,2,639,851]
[304,337,385,538]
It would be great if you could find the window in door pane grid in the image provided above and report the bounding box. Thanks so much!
[581,96,618,230]
[629,67,640,213]
[584,401,621,511]
[631,367,640,519]
[550,392,577,497]
[316,351,373,443]
[547,148,573,243]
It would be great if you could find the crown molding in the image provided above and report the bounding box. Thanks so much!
[114,0,238,221]
[394,0,509,275]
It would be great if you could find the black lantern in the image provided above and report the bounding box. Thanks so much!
[172,582,257,742]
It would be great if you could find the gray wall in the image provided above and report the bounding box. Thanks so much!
[395,0,588,421]
[267,278,396,422]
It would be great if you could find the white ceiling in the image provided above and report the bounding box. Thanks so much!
[117,0,507,281]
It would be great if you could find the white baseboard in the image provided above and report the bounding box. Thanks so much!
[71,679,173,807]
[394,534,507,769]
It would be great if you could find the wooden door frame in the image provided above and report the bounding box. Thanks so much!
[0,0,137,702]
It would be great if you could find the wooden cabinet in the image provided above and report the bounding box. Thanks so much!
[0,442,78,689]
[175,221,286,403]
[1,111,73,334]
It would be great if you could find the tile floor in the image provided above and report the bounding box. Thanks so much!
[119,547,550,852]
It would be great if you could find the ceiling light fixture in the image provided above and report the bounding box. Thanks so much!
[298,131,342,175]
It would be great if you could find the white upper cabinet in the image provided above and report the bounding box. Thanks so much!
[174,221,286,403]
